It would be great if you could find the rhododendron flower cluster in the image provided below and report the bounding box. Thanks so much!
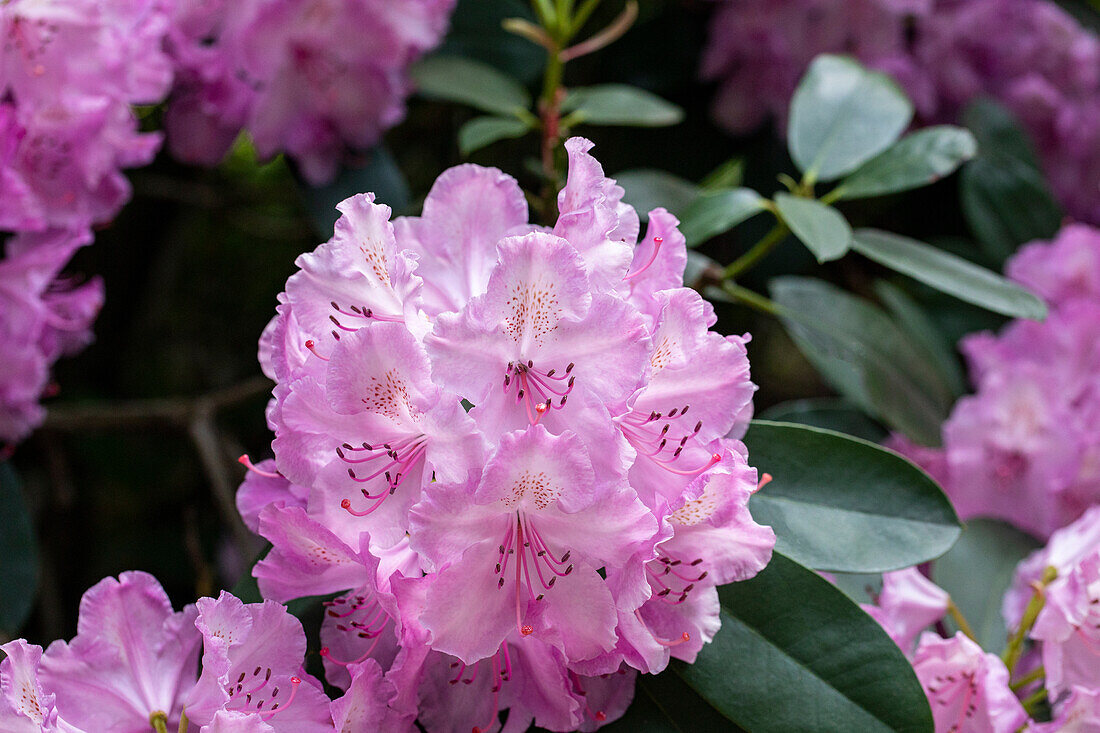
[165,0,456,185]
[0,230,102,444]
[0,571,360,732]
[237,137,775,729]
[859,569,1031,731]
[702,0,1100,223]
[0,0,176,443]
[858,506,1100,730]
[893,224,1100,540]
[0,0,175,231]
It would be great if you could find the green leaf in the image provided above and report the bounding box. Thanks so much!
[874,281,967,399]
[774,193,852,262]
[410,55,532,116]
[836,126,977,199]
[963,98,1042,170]
[933,519,1042,652]
[302,146,409,237]
[958,99,1062,263]
[960,156,1062,264]
[788,55,914,182]
[673,553,933,732]
[851,229,1047,320]
[562,84,684,127]
[684,250,722,289]
[0,462,38,635]
[759,398,887,442]
[678,188,766,247]
[601,669,746,733]
[745,421,960,572]
[770,277,954,445]
[614,169,701,221]
[700,157,745,190]
[457,116,531,156]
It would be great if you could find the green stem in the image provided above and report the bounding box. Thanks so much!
[1010,666,1045,691]
[1021,686,1048,715]
[571,0,603,34]
[150,712,169,733]
[1002,566,1057,675]
[947,600,977,642]
[721,282,780,317]
[722,220,788,279]
[541,49,564,108]
[819,186,844,206]
[531,0,558,28]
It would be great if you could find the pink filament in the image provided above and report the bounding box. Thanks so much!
[623,236,665,281]
[634,609,690,647]
[238,455,280,478]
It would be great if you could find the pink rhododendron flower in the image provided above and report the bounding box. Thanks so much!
[184,592,333,730]
[1008,225,1100,308]
[235,458,309,534]
[242,137,773,728]
[1028,685,1100,732]
[862,568,950,655]
[0,639,74,732]
[0,0,175,230]
[893,226,1100,540]
[1030,550,1100,700]
[702,0,1100,224]
[601,446,774,675]
[409,425,658,663]
[37,571,202,732]
[0,229,103,445]
[1004,505,1100,629]
[911,632,1029,733]
[165,0,456,185]
[4,572,345,732]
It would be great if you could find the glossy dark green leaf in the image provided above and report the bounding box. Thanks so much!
[562,85,684,127]
[0,462,38,635]
[678,188,766,247]
[932,519,1042,652]
[745,421,960,572]
[411,55,532,116]
[836,126,977,199]
[852,229,1047,320]
[600,668,744,733]
[788,55,913,182]
[874,281,966,399]
[960,156,1062,264]
[959,100,1062,263]
[770,277,954,445]
[458,116,531,156]
[672,553,934,732]
[614,169,701,221]
[775,193,852,262]
[302,147,409,237]
[963,98,1041,170]
[759,398,887,442]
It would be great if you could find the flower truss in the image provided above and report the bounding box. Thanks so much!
[857,505,1100,731]
[0,229,102,444]
[892,224,1100,540]
[234,136,776,730]
[0,571,364,732]
[164,0,456,184]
